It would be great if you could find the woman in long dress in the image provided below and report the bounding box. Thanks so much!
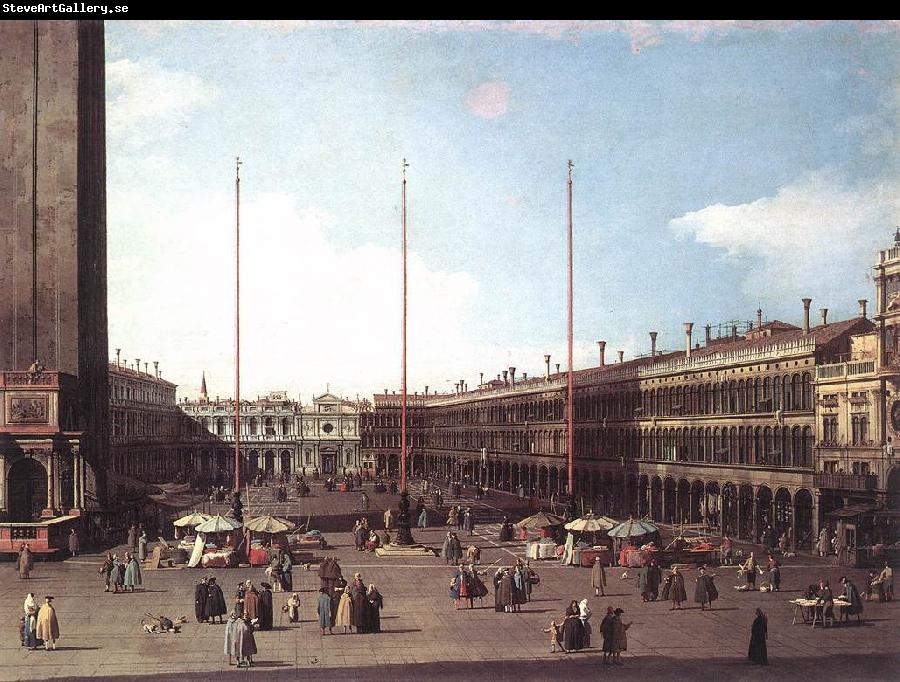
[224,613,241,665]
[18,545,34,579]
[365,584,383,633]
[236,618,257,667]
[280,552,293,592]
[123,553,142,592]
[138,532,148,562]
[748,608,767,665]
[336,586,354,633]
[561,600,584,652]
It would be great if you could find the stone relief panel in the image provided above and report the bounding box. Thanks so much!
[7,395,49,423]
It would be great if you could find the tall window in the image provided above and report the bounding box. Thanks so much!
[823,415,838,444]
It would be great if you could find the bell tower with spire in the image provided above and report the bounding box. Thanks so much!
[200,372,209,403]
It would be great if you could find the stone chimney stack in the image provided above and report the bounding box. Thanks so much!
[522,372,527,380]
[756,308,763,329]
[544,354,551,380]
[425,385,429,395]
[617,350,624,363]
[598,341,606,366]
[153,361,159,378]
[502,370,508,386]
[555,363,561,374]
[684,322,694,358]
[704,325,711,344]
[859,299,868,318]
[649,331,658,359]
[731,324,738,340]
[135,357,141,373]
[144,362,148,374]
[802,298,812,334]
[479,372,484,386]
[820,308,828,326]
[115,348,121,367]
[509,367,516,386]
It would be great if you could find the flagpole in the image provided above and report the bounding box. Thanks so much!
[401,158,409,494]
[234,157,242,493]
[567,160,574,497]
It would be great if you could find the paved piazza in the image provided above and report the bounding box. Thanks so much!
[2,483,897,681]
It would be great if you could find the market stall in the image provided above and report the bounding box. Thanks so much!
[189,515,243,568]
[608,519,660,567]
[244,515,295,566]
[564,514,617,566]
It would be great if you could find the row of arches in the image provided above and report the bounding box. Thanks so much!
[418,453,817,547]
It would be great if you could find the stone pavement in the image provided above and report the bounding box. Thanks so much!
[1,482,897,681]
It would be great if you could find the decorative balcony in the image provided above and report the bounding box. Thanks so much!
[816,360,876,381]
[814,472,877,492]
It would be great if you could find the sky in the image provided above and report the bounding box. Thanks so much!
[103,20,900,403]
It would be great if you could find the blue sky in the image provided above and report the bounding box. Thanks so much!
[103,20,900,401]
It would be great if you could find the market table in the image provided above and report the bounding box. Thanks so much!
[526,541,558,560]
[789,598,851,626]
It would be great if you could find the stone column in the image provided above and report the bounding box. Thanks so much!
[790,494,798,552]
[70,447,81,514]
[0,454,6,517]
[674,487,681,525]
[736,490,743,539]
[648,482,655,521]
[42,451,57,518]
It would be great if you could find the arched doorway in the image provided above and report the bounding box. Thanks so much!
[689,480,704,524]
[676,479,691,524]
[387,454,399,477]
[756,486,773,543]
[722,483,737,536]
[738,484,754,540]
[280,450,292,475]
[8,458,48,522]
[794,489,814,549]
[663,477,676,524]
[705,481,720,531]
[888,467,900,510]
[774,487,792,542]
[651,476,663,521]
[264,450,276,476]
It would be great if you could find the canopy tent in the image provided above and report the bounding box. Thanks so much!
[244,515,296,534]
[516,511,565,529]
[607,518,659,538]
[564,514,617,533]
[149,491,207,509]
[195,515,243,533]
[172,512,212,528]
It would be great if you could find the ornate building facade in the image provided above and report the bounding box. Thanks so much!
[179,385,363,479]
[364,237,900,550]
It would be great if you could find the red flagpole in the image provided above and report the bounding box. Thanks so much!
[234,157,242,493]
[567,160,574,496]
[401,159,409,494]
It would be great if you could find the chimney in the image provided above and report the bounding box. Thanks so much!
[122,358,128,370]
[502,370,508,386]
[705,325,711,344]
[135,357,141,372]
[820,308,828,326]
[617,350,624,363]
[731,324,737,340]
[756,308,762,329]
[649,331,658,359]
[544,354,551,380]
[859,299,868,318]
[153,361,159,378]
[144,362,148,374]
[555,363,560,374]
[464,382,467,392]
[479,372,484,386]
[522,372,527,380]
[509,367,516,386]
[115,348,121,367]
[802,298,812,334]
[597,341,606,366]
[684,322,694,358]
[384,389,388,395]
[425,385,429,395]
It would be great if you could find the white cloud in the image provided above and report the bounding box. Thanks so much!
[106,59,217,147]
[464,81,511,119]
[669,169,900,300]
